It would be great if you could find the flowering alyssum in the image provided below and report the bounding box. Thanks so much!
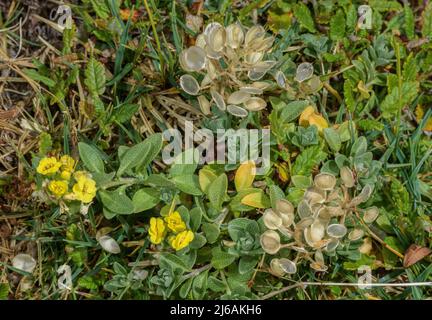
[148,210,194,251]
[36,155,97,205]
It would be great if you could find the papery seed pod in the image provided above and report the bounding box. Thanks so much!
[12,254,36,273]
[270,258,285,277]
[248,68,267,81]
[310,220,325,242]
[297,217,314,229]
[197,95,211,115]
[205,45,223,59]
[263,209,283,230]
[275,199,294,215]
[295,62,314,82]
[316,206,332,220]
[315,250,325,264]
[260,230,281,254]
[244,52,264,65]
[326,224,347,238]
[340,166,355,188]
[210,88,226,110]
[275,70,286,88]
[226,23,244,49]
[363,206,379,224]
[239,86,264,95]
[251,81,271,90]
[98,235,121,254]
[195,34,206,48]
[310,261,328,272]
[304,187,326,204]
[325,239,339,252]
[298,200,312,219]
[227,105,248,118]
[278,258,297,274]
[349,184,374,207]
[244,25,266,47]
[326,205,345,217]
[291,245,308,253]
[184,46,207,71]
[314,173,336,191]
[206,59,218,80]
[227,91,251,105]
[180,74,200,95]
[327,188,343,202]
[243,97,266,111]
[348,229,364,241]
[254,36,274,52]
[205,23,226,52]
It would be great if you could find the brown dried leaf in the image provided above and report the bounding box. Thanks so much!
[403,244,431,268]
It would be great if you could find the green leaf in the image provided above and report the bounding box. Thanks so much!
[78,142,105,173]
[323,127,342,152]
[202,223,220,244]
[99,189,134,215]
[114,104,140,123]
[192,270,208,299]
[268,185,285,209]
[239,256,259,275]
[208,173,228,210]
[422,1,432,37]
[85,57,106,96]
[132,188,160,213]
[169,148,199,177]
[343,80,355,113]
[279,100,309,123]
[293,3,316,33]
[90,0,110,19]
[0,283,9,300]
[172,174,203,196]
[23,69,56,87]
[368,0,402,12]
[179,278,193,299]
[292,145,327,176]
[404,4,415,40]
[291,175,312,189]
[330,10,346,40]
[380,81,418,119]
[189,207,203,232]
[208,276,226,292]
[228,218,252,242]
[160,253,191,273]
[211,247,236,269]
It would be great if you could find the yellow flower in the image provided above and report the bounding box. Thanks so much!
[37,157,62,175]
[48,180,68,197]
[149,217,167,244]
[72,176,97,203]
[60,170,72,180]
[60,155,75,172]
[164,211,186,233]
[169,230,194,251]
[415,105,432,132]
[299,106,328,133]
[73,170,91,181]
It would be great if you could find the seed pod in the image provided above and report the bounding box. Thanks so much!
[326,224,347,238]
[348,229,364,241]
[310,220,325,242]
[98,235,121,254]
[275,70,286,88]
[12,254,36,273]
[204,23,226,52]
[227,105,248,118]
[197,95,211,115]
[275,199,294,215]
[243,97,266,111]
[295,62,314,82]
[270,258,285,277]
[239,86,263,95]
[325,239,339,252]
[180,75,200,95]
[210,88,226,111]
[183,46,206,71]
[226,23,244,49]
[279,258,297,274]
[304,187,326,204]
[244,25,266,47]
[260,230,281,254]
[298,200,312,218]
[314,173,336,191]
[227,91,251,105]
[244,52,264,65]
[340,166,355,188]
[297,217,314,229]
[363,206,379,224]
[263,209,283,230]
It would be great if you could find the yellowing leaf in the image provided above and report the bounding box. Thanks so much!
[308,114,328,133]
[240,190,269,208]
[299,106,315,127]
[415,105,432,131]
[199,167,218,194]
[235,161,256,192]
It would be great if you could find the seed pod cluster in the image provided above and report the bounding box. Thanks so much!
[261,167,379,276]
[179,22,275,117]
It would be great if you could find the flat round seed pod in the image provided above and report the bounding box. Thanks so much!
[275,70,286,88]
[227,105,248,118]
[195,34,206,48]
[279,258,297,274]
[304,187,326,204]
[210,88,226,110]
[270,258,285,277]
[315,250,325,264]
[245,25,266,47]
[317,206,332,220]
[310,261,328,272]
[244,52,263,65]
[348,229,364,241]
[297,217,314,229]
[310,220,325,242]
[263,209,283,230]
[295,62,314,82]
[280,211,295,228]
[298,200,312,218]
[180,74,200,95]
[325,239,340,252]
[206,59,217,80]
[205,45,223,59]
[226,23,244,49]
[260,230,281,254]
[98,235,121,254]
[314,173,336,191]
[239,86,263,95]
[243,97,266,111]
[227,91,251,105]
[340,166,355,188]
[326,205,345,217]
[184,46,206,71]
[197,95,211,115]
[276,199,294,215]
[205,23,226,52]
[363,206,379,224]
[251,81,271,90]
[254,36,274,52]
[326,224,347,238]
[12,254,36,273]
[247,69,267,81]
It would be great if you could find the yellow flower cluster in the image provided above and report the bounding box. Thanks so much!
[299,106,328,133]
[36,155,96,203]
[148,210,194,251]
